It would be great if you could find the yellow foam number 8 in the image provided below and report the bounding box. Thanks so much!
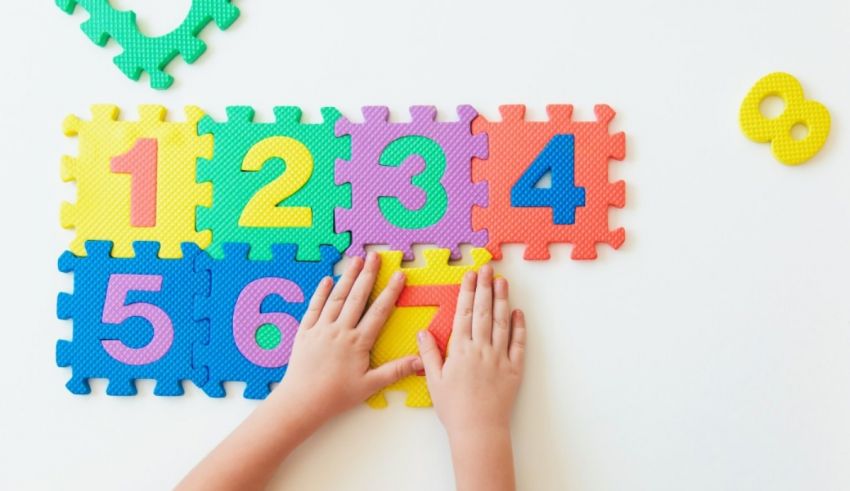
[239,136,313,228]
[739,72,831,165]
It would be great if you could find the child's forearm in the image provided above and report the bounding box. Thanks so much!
[175,385,322,491]
[448,426,516,491]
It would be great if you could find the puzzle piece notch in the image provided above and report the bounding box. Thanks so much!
[367,248,491,408]
[196,106,351,262]
[61,105,212,259]
[56,0,240,89]
[193,243,340,399]
[334,105,488,261]
[56,240,208,396]
[472,104,626,261]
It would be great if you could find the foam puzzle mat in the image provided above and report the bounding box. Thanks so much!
[57,104,627,406]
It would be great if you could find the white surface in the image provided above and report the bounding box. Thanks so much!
[1,1,849,489]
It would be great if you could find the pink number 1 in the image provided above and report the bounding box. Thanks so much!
[111,138,158,227]
[101,274,174,365]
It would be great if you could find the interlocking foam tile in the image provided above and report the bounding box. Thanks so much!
[194,243,339,399]
[472,105,626,260]
[335,106,488,260]
[367,248,491,408]
[198,107,351,262]
[56,241,207,396]
[739,72,831,166]
[61,105,212,259]
[56,0,240,90]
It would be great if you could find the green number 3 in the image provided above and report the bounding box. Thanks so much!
[378,136,448,230]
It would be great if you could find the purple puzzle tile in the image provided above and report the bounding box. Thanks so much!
[334,106,488,260]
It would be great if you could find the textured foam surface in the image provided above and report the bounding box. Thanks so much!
[335,106,488,260]
[367,248,491,408]
[56,0,240,89]
[194,243,339,399]
[739,72,831,166]
[472,105,626,260]
[197,107,351,262]
[61,105,212,259]
[57,241,207,395]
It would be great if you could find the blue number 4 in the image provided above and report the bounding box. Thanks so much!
[510,134,586,224]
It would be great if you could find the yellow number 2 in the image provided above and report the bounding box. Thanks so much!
[739,72,831,166]
[239,136,313,228]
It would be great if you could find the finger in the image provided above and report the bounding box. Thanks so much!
[300,276,334,329]
[508,310,527,368]
[358,271,405,347]
[319,256,363,323]
[417,330,443,381]
[471,264,494,343]
[492,277,511,354]
[365,355,422,394]
[451,271,476,347]
[337,252,381,328]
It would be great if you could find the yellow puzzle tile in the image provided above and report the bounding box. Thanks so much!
[61,105,212,258]
[367,248,491,408]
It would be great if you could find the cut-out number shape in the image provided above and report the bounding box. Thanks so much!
[239,136,314,228]
[101,274,173,365]
[396,283,459,375]
[111,138,158,227]
[510,134,586,224]
[740,72,831,165]
[232,277,305,368]
[378,135,449,230]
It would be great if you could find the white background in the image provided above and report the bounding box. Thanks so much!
[1,1,849,489]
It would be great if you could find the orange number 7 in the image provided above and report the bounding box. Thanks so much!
[396,283,460,375]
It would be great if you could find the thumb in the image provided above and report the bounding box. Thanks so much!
[417,330,443,381]
[365,355,421,394]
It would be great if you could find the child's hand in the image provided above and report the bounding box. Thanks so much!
[419,264,525,435]
[417,265,525,491]
[270,252,422,427]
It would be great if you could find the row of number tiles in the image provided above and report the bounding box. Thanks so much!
[57,241,490,406]
[61,105,626,263]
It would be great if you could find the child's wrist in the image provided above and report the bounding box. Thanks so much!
[446,422,512,448]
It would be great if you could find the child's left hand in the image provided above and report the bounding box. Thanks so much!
[269,252,422,428]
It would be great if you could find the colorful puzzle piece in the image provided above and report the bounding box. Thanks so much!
[739,72,831,165]
[472,105,626,260]
[61,105,212,259]
[335,106,488,260]
[367,248,491,408]
[57,241,207,395]
[194,243,339,399]
[197,107,351,262]
[56,0,240,90]
[55,104,629,400]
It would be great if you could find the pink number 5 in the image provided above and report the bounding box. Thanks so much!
[233,278,304,368]
[101,274,174,365]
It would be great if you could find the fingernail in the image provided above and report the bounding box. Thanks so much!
[412,358,424,371]
[417,330,428,343]
[392,271,405,283]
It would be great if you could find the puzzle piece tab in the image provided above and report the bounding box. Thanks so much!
[61,105,212,259]
[197,107,351,262]
[472,105,626,260]
[194,243,339,399]
[56,0,240,90]
[56,241,207,395]
[335,106,488,260]
[368,248,491,408]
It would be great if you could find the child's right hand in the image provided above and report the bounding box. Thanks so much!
[417,264,526,440]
